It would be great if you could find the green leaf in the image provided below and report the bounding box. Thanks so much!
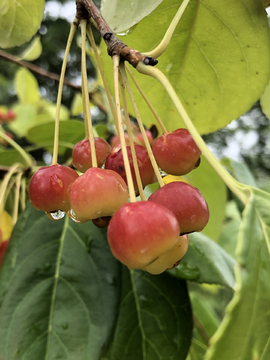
[0,0,45,48]
[0,204,121,360]
[205,194,270,360]
[218,220,241,258]
[8,103,37,137]
[187,339,208,360]
[14,68,40,104]
[26,120,85,154]
[109,266,192,360]
[222,158,258,188]
[101,0,270,134]
[170,232,236,289]
[101,0,163,33]
[186,156,227,241]
[0,148,29,167]
[18,36,42,61]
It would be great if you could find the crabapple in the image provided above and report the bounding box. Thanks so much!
[110,133,130,149]
[107,201,180,269]
[148,181,209,234]
[152,128,201,175]
[134,129,153,147]
[72,137,111,173]
[142,234,189,275]
[28,164,79,213]
[0,240,9,268]
[105,144,156,193]
[69,167,128,222]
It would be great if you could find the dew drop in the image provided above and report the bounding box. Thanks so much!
[46,210,65,221]
[159,169,167,177]
[67,209,82,223]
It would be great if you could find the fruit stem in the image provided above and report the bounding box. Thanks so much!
[20,176,26,211]
[119,70,146,201]
[12,171,23,225]
[143,0,191,58]
[0,127,33,168]
[136,62,248,205]
[125,65,168,134]
[81,19,98,168]
[119,65,165,188]
[0,164,23,208]
[113,55,137,202]
[86,24,119,133]
[52,19,79,165]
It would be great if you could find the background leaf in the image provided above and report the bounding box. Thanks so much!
[170,232,236,289]
[14,68,40,104]
[18,36,42,61]
[109,266,192,360]
[101,0,163,33]
[0,0,45,48]
[0,205,121,360]
[101,0,270,134]
[205,194,270,360]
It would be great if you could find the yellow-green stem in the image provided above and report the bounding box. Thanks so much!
[143,0,191,58]
[0,164,23,207]
[119,70,145,201]
[52,18,79,165]
[81,19,97,167]
[119,65,164,188]
[86,24,119,133]
[113,56,136,202]
[0,128,33,168]
[125,65,168,134]
[136,62,248,205]
[20,176,26,211]
[12,172,23,225]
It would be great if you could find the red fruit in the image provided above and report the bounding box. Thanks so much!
[134,130,153,147]
[142,234,189,274]
[110,133,130,149]
[152,128,201,175]
[72,137,111,173]
[105,144,156,192]
[6,110,16,121]
[107,201,180,269]
[148,181,209,234]
[69,167,128,222]
[0,240,9,268]
[28,164,79,213]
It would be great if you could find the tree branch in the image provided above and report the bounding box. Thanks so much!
[76,0,158,68]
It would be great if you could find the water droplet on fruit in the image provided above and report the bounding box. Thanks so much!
[46,210,65,221]
[68,209,82,223]
[159,169,167,177]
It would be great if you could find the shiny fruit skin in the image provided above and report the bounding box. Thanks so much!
[142,235,189,275]
[134,130,153,147]
[148,181,209,234]
[110,133,130,149]
[69,167,128,222]
[28,164,79,213]
[72,137,111,173]
[152,128,201,175]
[105,144,156,192]
[107,201,180,269]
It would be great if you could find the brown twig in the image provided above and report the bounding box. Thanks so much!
[76,0,158,68]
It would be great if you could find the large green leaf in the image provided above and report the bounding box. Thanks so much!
[101,0,163,33]
[187,156,227,241]
[14,68,40,104]
[205,194,270,360]
[8,103,37,137]
[100,0,270,134]
[0,205,121,360]
[0,0,45,48]
[170,232,236,289]
[0,148,29,167]
[109,266,192,360]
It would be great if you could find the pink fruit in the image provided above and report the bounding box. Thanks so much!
[28,164,79,213]
[148,181,209,234]
[105,144,156,192]
[110,133,130,149]
[152,128,201,175]
[142,234,189,274]
[69,167,128,222]
[134,129,153,147]
[107,201,180,269]
[72,137,111,173]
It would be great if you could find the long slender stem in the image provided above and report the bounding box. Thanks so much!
[20,176,26,211]
[143,0,191,58]
[119,65,164,188]
[86,24,119,132]
[136,62,248,205]
[0,128,33,168]
[0,164,23,206]
[12,172,23,225]
[113,56,136,202]
[52,19,79,165]
[81,19,97,167]
[125,65,168,134]
[119,70,145,201]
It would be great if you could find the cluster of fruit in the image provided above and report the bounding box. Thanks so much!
[28,127,209,274]
[0,110,16,124]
